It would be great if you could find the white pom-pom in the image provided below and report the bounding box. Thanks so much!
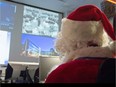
[109,41,116,55]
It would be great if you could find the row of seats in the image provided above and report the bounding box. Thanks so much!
[3,58,116,83]
[5,64,39,83]
[96,58,115,83]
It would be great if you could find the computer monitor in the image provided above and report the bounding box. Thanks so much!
[0,30,11,66]
[9,62,39,82]
[9,63,26,80]
[39,56,62,82]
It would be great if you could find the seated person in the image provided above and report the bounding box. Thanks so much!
[96,58,115,83]
[45,5,116,83]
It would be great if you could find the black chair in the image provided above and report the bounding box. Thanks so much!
[0,70,2,75]
[34,67,39,83]
[20,70,26,81]
[20,67,33,83]
[0,70,2,81]
[5,63,13,80]
[96,58,115,83]
[25,67,33,83]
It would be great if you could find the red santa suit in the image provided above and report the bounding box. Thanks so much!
[45,5,116,83]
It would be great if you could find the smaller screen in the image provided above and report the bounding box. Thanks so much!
[21,34,58,58]
[0,30,11,65]
[0,2,16,30]
[21,35,41,58]
[22,6,59,38]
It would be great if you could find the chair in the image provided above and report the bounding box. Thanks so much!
[25,67,33,83]
[19,67,33,83]
[20,70,26,81]
[0,70,2,81]
[34,67,39,83]
[5,63,13,80]
[0,70,2,75]
[96,58,115,83]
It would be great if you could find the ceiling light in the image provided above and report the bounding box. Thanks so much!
[106,0,116,4]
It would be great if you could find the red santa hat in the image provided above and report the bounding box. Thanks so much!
[66,5,115,41]
[56,5,116,59]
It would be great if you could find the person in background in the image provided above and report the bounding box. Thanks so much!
[34,67,39,83]
[45,5,116,83]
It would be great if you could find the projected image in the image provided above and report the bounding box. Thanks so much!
[21,34,58,57]
[0,30,11,65]
[21,38,40,58]
[22,6,59,38]
[0,2,16,30]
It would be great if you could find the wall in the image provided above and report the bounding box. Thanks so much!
[9,0,103,17]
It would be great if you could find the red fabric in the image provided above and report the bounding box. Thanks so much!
[45,58,105,83]
[67,5,115,40]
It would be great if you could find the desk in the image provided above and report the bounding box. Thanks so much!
[0,79,10,83]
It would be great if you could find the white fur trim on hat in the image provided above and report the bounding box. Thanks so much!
[61,18,109,46]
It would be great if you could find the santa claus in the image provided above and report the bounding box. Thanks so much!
[45,5,116,83]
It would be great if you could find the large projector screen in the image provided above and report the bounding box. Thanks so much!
[0,0,63,64]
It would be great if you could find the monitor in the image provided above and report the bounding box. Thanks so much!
[0,30,11,66]
[39,56,62,82]
[9,63,26,80]
[9,62,39,82]
[0,1,16,30]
